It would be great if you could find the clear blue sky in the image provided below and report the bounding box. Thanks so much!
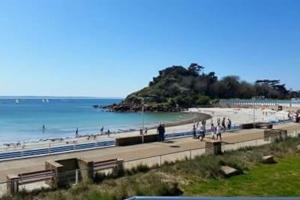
[0,0,299,97]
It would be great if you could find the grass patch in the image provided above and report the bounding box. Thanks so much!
[2,136,300,200]
[184,155,300,196]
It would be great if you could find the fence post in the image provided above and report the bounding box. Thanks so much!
[7,174,19,195]
[75,169,79,185]
[159,155,162,166]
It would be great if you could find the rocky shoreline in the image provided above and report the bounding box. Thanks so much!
[94,103,186,112]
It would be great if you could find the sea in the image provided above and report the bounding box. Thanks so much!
[0,98,192,143]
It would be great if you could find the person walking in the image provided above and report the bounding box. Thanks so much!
[199,123,205,141]
[140,129,143,135]
[75,128,79,138]
[42,125,46,133]
[227,118,232,130]
[157,124,166,142]
[211,123,216,140]
[216,124,222,140]
[100,126,104,135]
[217,118,221,126]
[222,117,226,131]
[192,124,197,139]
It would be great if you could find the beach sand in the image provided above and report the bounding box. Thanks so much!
[0,107,290,152]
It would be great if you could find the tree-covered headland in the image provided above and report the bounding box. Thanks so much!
[106,64,300,112]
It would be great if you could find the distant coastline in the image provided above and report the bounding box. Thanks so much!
[0,96,123,100]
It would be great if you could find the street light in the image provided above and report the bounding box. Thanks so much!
[138,95,157,144]
[252,97,256,124]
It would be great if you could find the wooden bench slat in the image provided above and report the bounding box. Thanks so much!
[94,164,117,170]
[94,161,118,167]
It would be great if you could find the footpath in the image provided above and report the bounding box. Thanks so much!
[0,122,299,182]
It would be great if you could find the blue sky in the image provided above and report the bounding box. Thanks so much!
[0,0,299,97]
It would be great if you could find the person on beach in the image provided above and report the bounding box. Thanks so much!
[217,118,221,126]
[42,125,46,133]
[100,126,104,135]
[216,124,222,140]
[75,128,79,138]
[107,129,111,137]
[140,129,143,135]
[192,124,197,139]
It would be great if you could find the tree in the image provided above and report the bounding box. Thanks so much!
[188,63,204,76]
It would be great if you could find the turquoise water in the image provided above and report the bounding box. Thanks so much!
[0,98,191,143]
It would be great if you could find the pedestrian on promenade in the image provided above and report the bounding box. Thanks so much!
[211,123,216,140]
[193,124,197,139]
[222,117,226,131]
[107,129,111,137]
[216,124,222,140]
[227,118,232,130]
[199,123,205,141]
[157,124,166,142]
[144,128,148,135]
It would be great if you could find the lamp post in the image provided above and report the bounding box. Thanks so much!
[138,95,156,144]
[252,97,256,124]
[141,97,145,144]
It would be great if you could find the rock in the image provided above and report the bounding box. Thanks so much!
[221,166,240,177]
[262,155,276,164]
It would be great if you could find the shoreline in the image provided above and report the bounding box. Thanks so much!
[0,107,290,152]
[0,112,209,147]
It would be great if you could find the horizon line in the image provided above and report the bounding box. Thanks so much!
[0,95,124,99]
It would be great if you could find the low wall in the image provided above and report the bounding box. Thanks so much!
[116,134,159,146]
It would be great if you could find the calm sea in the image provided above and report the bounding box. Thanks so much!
[0,98,191,143]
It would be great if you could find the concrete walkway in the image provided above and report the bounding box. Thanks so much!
[0,122,299,182]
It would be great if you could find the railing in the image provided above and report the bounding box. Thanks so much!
[0,140,115,161]
[0,119,293,162]
[126,197,300,200]
[1,130,299,198]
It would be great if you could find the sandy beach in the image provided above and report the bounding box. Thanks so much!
[0,107,290,153]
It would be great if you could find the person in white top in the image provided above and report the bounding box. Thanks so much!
[216,124,222,141]
[211,123,216,140]
[199,123,205,141]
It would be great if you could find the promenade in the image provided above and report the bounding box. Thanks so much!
[0,122,299,182]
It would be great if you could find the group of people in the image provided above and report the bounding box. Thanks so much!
[140,128,148,135]
[193,117,232,141]
[288,111,300,123]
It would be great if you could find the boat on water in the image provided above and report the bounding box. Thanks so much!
[15,99,19,104]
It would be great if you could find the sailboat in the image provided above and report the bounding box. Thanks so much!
[15,99,19,104]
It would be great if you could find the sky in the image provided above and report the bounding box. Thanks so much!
[0,0,300,98]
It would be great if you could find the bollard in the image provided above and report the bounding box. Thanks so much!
[205,141,222,155]
[6,174,19,194]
